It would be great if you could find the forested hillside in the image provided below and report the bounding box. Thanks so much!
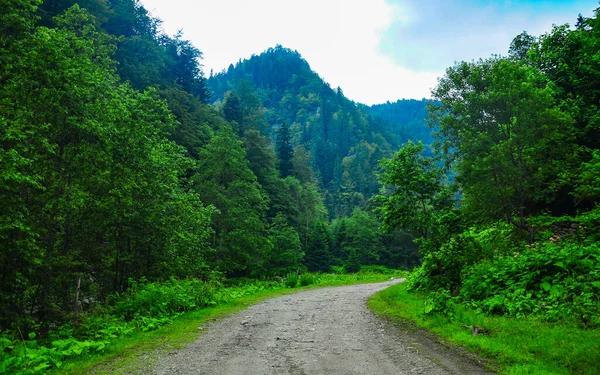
[0,0,423,342]
[208,47,429,217]
[367,99,433,149]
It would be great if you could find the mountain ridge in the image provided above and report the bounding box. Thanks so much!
[208,45,430,216]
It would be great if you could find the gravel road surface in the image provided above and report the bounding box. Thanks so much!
[146,280,493,374]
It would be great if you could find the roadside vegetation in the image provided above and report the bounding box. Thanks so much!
[370,281,600,375]
[1,267,404,375]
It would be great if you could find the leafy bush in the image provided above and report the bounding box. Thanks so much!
[424,289,455,316]
[460,241,600,327]
[114,278,216,320]
[0,277,289,374]
[0,332,108,375]
[410,223,525,293]
[284,273,298,288]
[298,273,316,286]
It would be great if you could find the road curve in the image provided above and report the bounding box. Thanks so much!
[147,280,492,375]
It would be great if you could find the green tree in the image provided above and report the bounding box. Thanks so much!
[276,121,294,178]
[525,11,600,209]
[304,222,331,272]
[291,144,315,183]
[223,91,244,133]
[429,58,574,233]
[509,31,536,60]
[0,4,214,329]
[193,126,270,275]
[378,141,460,288]
[163,31,210,102]
[264,213,304,276]
[343,209,384,266]
[286,178,328,248]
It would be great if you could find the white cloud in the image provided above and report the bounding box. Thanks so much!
[140,0,440,104]
[140,0,596,105]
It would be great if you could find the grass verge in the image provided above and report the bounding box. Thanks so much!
[51,270,405,375]
[369,282,600,375]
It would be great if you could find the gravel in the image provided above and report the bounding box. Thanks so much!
[140,279,493,375]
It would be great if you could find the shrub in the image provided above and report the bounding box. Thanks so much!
[299,273,315,286]
[284,273,298,288]
[114,278,216,320]
[460,241,600,327]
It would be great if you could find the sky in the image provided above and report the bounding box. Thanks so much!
[140,0,598,105]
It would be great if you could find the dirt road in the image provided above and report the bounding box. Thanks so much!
[147,280,492,374]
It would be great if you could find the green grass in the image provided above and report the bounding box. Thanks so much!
[49,270,405,375]
[369,282,600,375]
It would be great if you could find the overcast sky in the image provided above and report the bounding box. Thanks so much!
[140,0,597,105]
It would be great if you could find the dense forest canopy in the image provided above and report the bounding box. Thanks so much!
[208,46,429,217]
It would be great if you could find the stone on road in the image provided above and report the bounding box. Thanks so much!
[148,280,492,374]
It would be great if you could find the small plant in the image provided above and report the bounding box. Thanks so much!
[284,273,298,288]
[299,273,315,287]
[424,289,455,316]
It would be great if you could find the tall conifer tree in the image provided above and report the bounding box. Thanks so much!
[276,121,294,178]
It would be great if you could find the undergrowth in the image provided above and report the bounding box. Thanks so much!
[1,268,404,374]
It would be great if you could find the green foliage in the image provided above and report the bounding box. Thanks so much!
[341,209,384,266]
[298,273,316,287]
[284,273,298,288]
[276,122,294,178]
[0,4,214,330]
[0,334,108,375]
[0,277,292,374]
[575,150,600,201]
[367,99,433,154]
[371,282,600,375]
[114,278,216,321]
[344,249,361,273]
[430,57,574,231]
[460,241,600,326]
[193,125,270,275]
[378,141,454,238]
[423,289,455,316]
[378,141,461,289]
[304,222,332,272]
[264,213,304,277]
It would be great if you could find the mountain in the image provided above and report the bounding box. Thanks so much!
[367,99,433,148]
[208,45,430,217]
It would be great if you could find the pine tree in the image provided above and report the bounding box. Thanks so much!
[193,126,270,275]
[304,222,331,272]
[276,121,294,178]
